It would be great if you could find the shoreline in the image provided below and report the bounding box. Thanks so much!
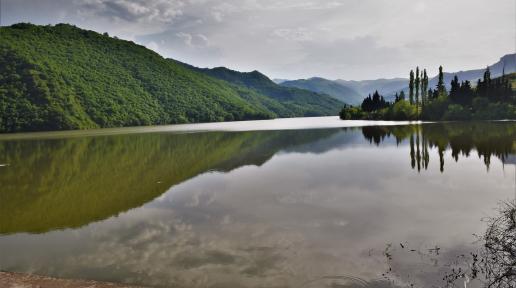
[0,271,144,288]
[0,116,416,141]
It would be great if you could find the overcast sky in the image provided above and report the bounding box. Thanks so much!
[1,0,514,80]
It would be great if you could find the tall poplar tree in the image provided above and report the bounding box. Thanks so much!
[415,67,420,107]
[409,70,414,105]
[437,66,446,96]
[422,69,428,105]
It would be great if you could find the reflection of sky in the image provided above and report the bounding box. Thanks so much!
[0,129,514,288]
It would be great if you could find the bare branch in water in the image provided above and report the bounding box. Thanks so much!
[480,200,516,288]
[384,201,515,288]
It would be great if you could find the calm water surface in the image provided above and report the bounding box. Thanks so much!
[0,117,514,288]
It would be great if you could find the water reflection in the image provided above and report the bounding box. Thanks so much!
[381,200,516,288]
[361,122,516,172]
[358,123,516,287]
[0,121,514,288]
[0,129,337,234]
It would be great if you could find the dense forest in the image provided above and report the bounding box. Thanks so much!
[0,23,342,133]
[340,66,516,121]
[176,62,343,117]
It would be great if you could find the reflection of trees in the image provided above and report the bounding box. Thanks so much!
[361,122,516,172]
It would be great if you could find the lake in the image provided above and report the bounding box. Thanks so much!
[0,117,515,288]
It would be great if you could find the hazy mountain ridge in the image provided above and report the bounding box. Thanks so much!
[279,53,516,103]
[428,54,516,90]
[280,77,362,105]
[335,78,407,101]
[273,78,290,84]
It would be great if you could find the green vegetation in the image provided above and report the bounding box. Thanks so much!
[340,66,516,121]
[197,67,343,117]
[0,23,342,133]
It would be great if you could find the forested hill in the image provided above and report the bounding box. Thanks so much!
[280,77,363,105]
[174,62,344,115]
[0,23,342,133]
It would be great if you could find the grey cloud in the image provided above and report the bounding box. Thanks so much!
[272,28,313,42]
[2,0,514,80]
[176,32,210,47]
[291,36,406,79]
[239,0,347,11]
[242,34,406,80]
[78,0,184,23]
[210,2,240,22]
[137,28,223,67]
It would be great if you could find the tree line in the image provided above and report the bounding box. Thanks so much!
[361,90,389,112]
[340,65,515,121]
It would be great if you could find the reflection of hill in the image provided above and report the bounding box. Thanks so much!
[2,122,514,234]
[361,122,516,172]
[0,130,336,234]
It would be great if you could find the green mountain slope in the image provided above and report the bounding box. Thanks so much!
[178,63,344,116]
[281,77,362,105]
[0,23,342,133]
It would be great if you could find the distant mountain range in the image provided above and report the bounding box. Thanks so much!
[428,54,516,91]
[276,76,408,105]
[280,77,363,105]
[334,78,407,104]
[276,53,516,104]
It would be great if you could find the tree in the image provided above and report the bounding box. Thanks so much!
[459,80,474,105]
[422,69,428,105]
[483,66,491,83]
[449,75,460,102]
[428,88,434,100]
[415,67,420,107]
[399,90,406,101]
[476,66,513,102]
[409,70,414,104]
[436,65,446,96]
[361,91,389,112]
